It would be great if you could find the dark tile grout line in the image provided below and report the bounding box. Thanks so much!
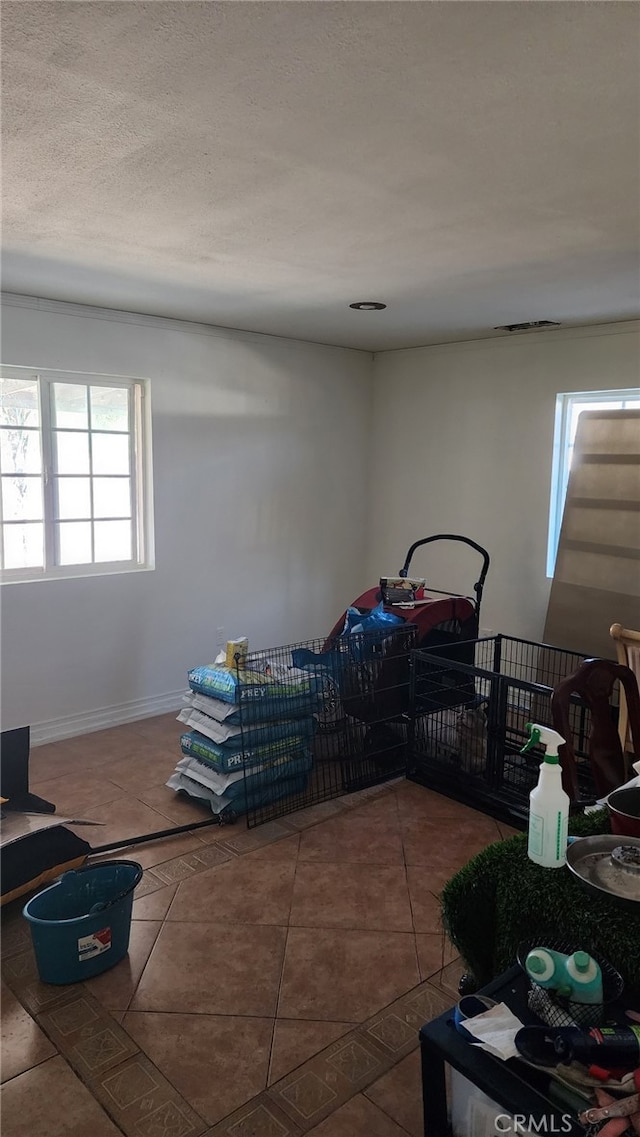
[120,1010,357,1023]
[96,1018,211,1137]
[394,788,451,979]
[395,790,428,986]
[96,1027,209,1137]
[1,977,208,1137]
[262,976,456,1134]
[0,1049,60,1089]
[1,779,477,1136]
[121,918,164,1020]
[35,771,401,890]
[0,782,407,1136]
[362,1095,415,1137]
[162,877,181,922]
[3,994,140,1137]
[2,948,455,1137]
[118,780,401,897]
[129,783,420,1105]
[265,828,305,1088]
[0,782,398,967]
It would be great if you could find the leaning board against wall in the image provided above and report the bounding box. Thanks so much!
[544,408,640,659]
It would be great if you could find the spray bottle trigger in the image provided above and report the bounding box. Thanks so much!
[520,725,541,755]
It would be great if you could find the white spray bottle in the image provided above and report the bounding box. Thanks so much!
[521,723,569,868]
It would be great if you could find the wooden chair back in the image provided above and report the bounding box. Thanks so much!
[551,657,640,800]
[610,623,640,760]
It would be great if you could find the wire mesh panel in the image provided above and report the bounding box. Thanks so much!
[408,635,599,824]
[237,624,417,827]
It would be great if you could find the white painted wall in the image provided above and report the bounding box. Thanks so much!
[3,303,638,743]
[1,297,372,740]
[368,322,640,643]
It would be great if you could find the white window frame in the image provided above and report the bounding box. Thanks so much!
[546,387,640,578]
[0,365,154,583]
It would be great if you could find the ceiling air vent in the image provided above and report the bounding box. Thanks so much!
[494,320,561,332]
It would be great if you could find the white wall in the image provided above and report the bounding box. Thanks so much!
[368,322,640,643]
[3,303,638,742]
[1,296,372,740]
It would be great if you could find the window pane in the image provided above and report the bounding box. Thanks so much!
[55,431,90,474]
[58,521,92,565]
[3,523,44,569]
[570,402,622,444]
[2,476,43,521]
[547,393,640,578]
[90,386,129,431]
[0,374,149,580]
[94,520,132,562]
[0,377,39,427]
[93,477,131,519]
[56,477,91,520]
[92,432,130,475]
[0,428,41,474]
[52,383,88,429]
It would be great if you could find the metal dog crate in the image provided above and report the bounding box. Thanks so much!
[407,635,599,825]
[238,625,417,828]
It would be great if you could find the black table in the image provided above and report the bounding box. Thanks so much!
[419,966,589,1136]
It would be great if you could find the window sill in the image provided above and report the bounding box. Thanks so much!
[0,562,155,585]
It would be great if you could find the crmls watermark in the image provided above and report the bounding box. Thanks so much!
[494,1116,573,1135]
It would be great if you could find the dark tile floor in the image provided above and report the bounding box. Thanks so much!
[0,714,514,1135]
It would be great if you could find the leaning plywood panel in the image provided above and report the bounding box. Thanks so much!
[544,409,640,658]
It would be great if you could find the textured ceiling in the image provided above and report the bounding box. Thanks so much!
[2,1,639,351]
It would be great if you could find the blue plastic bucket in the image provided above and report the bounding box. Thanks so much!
[23,860,143,984]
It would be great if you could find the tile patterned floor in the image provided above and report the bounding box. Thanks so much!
[1,713,509,1136]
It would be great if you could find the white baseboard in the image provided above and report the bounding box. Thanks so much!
[29,689,185,747]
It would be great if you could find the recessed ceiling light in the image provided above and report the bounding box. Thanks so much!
[349,301,387,311]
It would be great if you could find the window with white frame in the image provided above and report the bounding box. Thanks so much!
[547,387,640,577]
[0,368,153,582]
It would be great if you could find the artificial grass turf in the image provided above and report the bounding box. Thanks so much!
[440,809,640,998]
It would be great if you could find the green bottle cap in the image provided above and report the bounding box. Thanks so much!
[528,955,545,975]
[573,951,590,972]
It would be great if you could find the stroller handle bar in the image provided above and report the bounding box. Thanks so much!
[398,534,490,611]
